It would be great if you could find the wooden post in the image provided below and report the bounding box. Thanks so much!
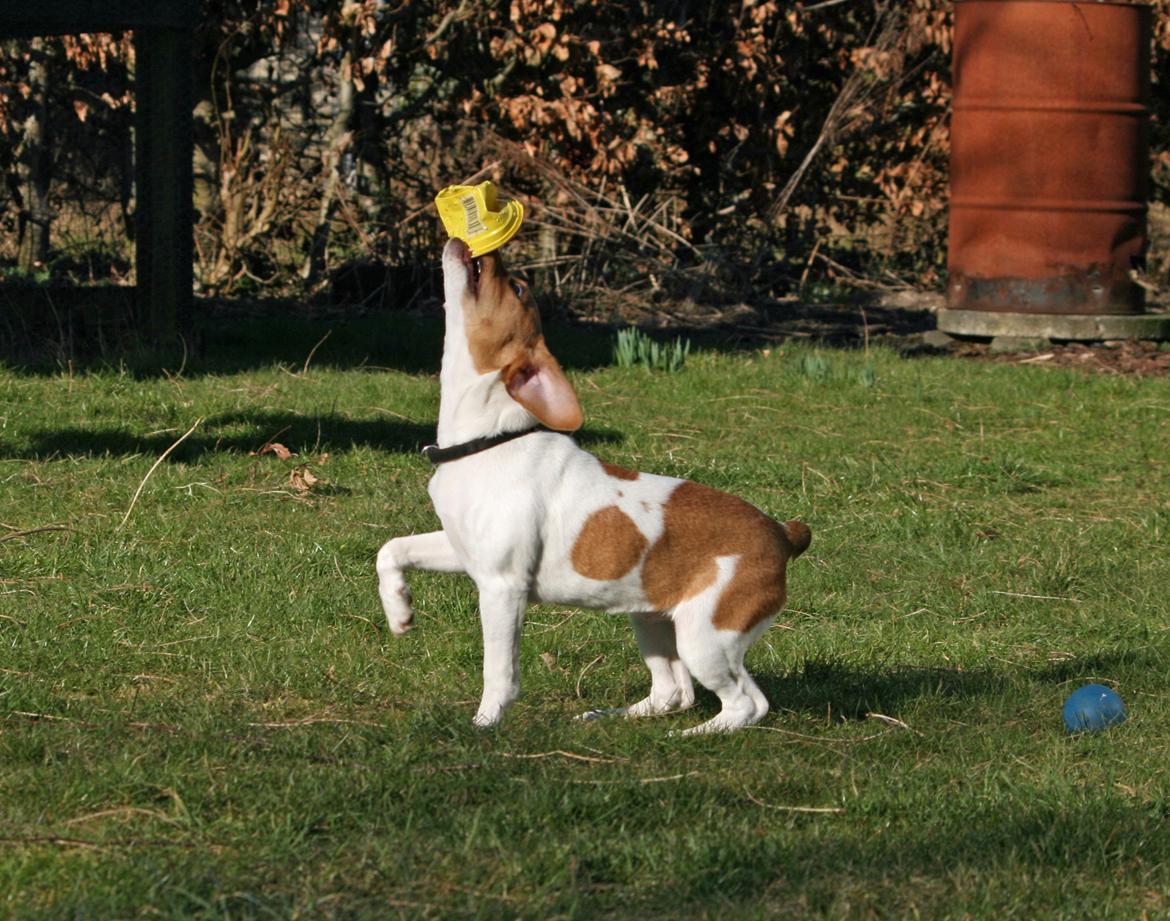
[134,25,194,346]
[0,2,199,351]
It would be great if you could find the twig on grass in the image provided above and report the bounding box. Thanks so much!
[576,654,605,699]
[247,716,385,729]
[9,710,71,722]
[568,771,701,785]
[527,609,580,633]
[64,806,181,827]
[989,590,1080,603]
[0,835,107,851]
[117,419,203,531]
[0,834,220,852]
[301,329,333,375]
[744,790,844,814]
[501,749,624,765]
[748,720,918,745]
[340,612,380,630]
[5,710,179,732]
[367,405,415,422]
[865,712,922,735]
[639,771,701,784]
[0,524,72,544]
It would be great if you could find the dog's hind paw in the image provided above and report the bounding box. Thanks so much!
[625,693,695,718]
[473,706,505,728]
[671,705,760,737]
[575,694,695,723]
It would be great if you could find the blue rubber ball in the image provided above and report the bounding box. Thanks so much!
[1062,684,1126,734]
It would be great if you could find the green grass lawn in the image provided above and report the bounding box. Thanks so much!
[2,316,1169,919]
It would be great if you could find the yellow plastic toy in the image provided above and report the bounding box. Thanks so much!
[434,181,524,257]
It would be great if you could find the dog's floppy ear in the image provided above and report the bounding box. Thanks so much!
[504,342,583,432]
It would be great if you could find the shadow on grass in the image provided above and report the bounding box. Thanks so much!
[1,286,940,378]
[571,654,1169,915]
[1,303,621,377]
[0,410,622,461]
[754,659,1008,721]
[625,796,1170,919]
[753,651,1158,723]
[194,311,620,376]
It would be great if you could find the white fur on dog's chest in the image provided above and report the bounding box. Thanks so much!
[428,434,681,612]
[427,452,541,583]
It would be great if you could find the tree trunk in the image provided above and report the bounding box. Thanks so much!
[17,37,52,274]
[301,49,355,284]
[539,224,558,292]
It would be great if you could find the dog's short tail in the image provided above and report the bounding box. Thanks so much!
[782,520,812,558]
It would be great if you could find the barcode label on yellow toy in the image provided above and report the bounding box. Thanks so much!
[461,195,487,237]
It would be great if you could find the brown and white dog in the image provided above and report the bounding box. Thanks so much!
[376,239,810,734]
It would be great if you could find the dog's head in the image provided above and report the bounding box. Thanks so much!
[442,238,582,432]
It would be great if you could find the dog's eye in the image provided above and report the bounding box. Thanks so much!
[510,280,526,299]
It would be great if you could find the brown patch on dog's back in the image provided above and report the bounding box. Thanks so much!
[601,461,639,481]
[571,506,648,581]
[642,481,807,632]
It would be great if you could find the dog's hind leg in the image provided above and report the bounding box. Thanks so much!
[578,612,695,721]
[376,531,464,634]
[627,612,696,717]
[671,592,778,736]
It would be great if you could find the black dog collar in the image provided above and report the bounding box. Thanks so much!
[421,425,548,466]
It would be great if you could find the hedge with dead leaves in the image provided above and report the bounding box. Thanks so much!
[3,1,1169,309]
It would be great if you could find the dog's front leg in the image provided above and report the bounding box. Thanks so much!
[376,531,464,634]
[473,582,528,727]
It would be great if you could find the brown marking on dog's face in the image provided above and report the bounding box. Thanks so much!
[571,505,648,581]
[642,481,805,633]
[460,250,543,375]
[601,461,639,481]
[453,246,582,431]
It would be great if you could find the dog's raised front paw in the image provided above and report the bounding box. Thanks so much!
[381,584,415,635]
